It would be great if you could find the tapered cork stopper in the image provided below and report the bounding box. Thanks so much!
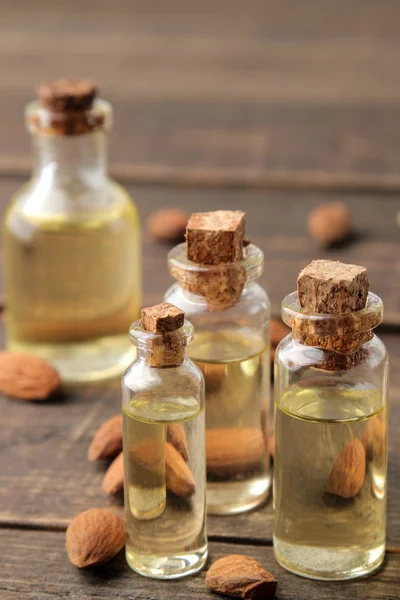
[141,303,186,368]
[297,260,369,314]
[293,260,373,358]
[186,210,245,265]
[37,79,97,112]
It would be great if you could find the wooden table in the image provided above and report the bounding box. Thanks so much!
[1,2,399,599]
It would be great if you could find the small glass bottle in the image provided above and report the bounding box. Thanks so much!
[3,79,141,383]
[122,302,207,579]
[165,210,271,515]
[274,260,388,580]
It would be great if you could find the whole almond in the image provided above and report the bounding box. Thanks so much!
[206,428,265,477]
[103,443,196,498]
[147,208,189,243]
[206,555,277,599]
[362,415,386,460]
[308,202,352,247]
[328,439,366,498]
[165,442,196,497]
[167,423,190,461]
[0,351,60,400]
[66,508,125,568]
[88,415,123,461]
[102,451,124,495]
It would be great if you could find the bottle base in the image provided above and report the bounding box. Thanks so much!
[8,334,136,384]
[207,475,270,515]
[126,544,208,579]
[273,537,385,580]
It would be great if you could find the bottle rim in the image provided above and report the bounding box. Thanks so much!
[25,98,112,136]
[167,242,264,283]
[281,291,383,335]
[129,318,194,350]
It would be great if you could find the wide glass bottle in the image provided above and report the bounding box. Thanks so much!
[274,260,388,580]
[122,302,207,579]
[165,211,271,515]
[3,80,141,383]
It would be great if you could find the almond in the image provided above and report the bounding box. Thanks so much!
[88,415,123,461]
[66,508,125,568]
[206,428,266,477]
[102,451,124,495]
[328,439,366,498]
[102,443,196,498]
[165,442,196,497]
[147,208,189,243]
[0,351,60,400]
[167,423,190,461]
[206,555,277,599]
[362,415,386,460]
[308,202,352,247]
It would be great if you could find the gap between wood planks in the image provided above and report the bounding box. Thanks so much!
[2,159,400,195]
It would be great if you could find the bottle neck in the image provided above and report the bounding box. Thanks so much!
[31,130,107,189]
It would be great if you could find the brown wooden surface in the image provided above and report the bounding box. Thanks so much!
[1,531,400,600]
[1,1,400,599]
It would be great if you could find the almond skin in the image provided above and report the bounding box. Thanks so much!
[0,351,60,400]
[103,443,196,498]
[167,423,190,461]
[206,428,266,477]
[328,439,366,498]
[102,452,124,495]
[66,508,125,568]
[362,415,386,460]
[88,415,123,461]
[308,202,352,247]
[147,208,189,243]
[206,555,277,599]
[165,442,196,497]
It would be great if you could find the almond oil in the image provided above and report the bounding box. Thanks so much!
[274,383,387,580]
[123,398,207,579]
[189,329,270,515]
[4,183,141,383]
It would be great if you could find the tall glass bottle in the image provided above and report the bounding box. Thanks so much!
[122,303,207,579]
[165,211,271,515]
[3,80,141,383]
[274,260,388,580]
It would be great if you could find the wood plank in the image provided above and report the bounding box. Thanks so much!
[1,2,400,186]
[0,332,398,549]
[0,179,399,325]
[1,530,399,600]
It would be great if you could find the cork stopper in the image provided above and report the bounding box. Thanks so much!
[292,260,373,357]
[141,303,186,367]
[298,260,369,314]
[37,79,97,112]
[28,79,106,136]
[186,210,245,265]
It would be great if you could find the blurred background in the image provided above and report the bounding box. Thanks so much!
[0,0,399,318]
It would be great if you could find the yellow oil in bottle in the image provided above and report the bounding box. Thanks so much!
[123,395,207,579]
[189,329,270,514]
[274,383,387,580]
[3,183,141,383]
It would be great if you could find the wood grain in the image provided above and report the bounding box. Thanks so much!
[1,2,400,188]
[1,531,399,600]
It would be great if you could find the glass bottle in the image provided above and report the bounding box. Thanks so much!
[3,80,141,383]
[165,242,271,515]
[122,304,207,579]
[274,289,388,580]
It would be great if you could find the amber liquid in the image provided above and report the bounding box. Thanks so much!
[274,383,387,580]
[189,329,270,515]
[3,183,141,383]
[123,395,207,579]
